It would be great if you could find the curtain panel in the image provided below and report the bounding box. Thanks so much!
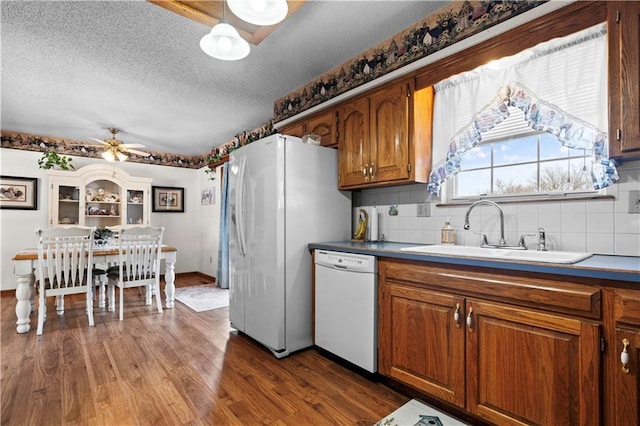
[427,23,616,196]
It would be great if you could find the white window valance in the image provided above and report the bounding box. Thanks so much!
[427,23,617,196]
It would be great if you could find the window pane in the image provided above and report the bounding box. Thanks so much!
[456,169,491,197]
[493,164,537,194]
[568,157,594,190]
[540,133,569,160]
[568,147,593,158]
[539,159,572,192]
[493,137,538,166]
[460,145,491,170]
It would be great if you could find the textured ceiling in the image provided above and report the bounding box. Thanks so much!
[1,1,448,157]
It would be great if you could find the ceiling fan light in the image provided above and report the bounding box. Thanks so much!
[116,151,128,162]
[228,0,288,26]
[102,150,115,162]
[200,22,250,61]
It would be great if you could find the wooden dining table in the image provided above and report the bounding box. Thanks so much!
[11,245,178,333]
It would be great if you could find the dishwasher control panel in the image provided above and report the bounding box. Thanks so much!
[315,250,377,273]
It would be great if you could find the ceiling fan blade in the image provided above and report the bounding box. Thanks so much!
[125,148,151,157]
[122,143,145,149]
[88,137,108,145]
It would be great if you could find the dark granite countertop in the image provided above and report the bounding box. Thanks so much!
[308,241,640,284]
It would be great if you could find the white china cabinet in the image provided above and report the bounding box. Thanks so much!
[47,164,152,228]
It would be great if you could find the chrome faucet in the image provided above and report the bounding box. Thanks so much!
[538,227,547,251]
[464,200,507,247]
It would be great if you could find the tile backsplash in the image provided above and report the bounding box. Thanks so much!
[353,160,640,256]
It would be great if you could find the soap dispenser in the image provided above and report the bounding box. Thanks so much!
[441,217,455,245]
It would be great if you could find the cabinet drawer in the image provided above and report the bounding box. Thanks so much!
[613,289,640,325]
[381,259,601,319]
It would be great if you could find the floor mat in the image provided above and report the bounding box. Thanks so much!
[174,285,229,312]
[375,399,469,426]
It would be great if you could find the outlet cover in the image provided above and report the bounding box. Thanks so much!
[417,203,431,217]
[629,190,640,214]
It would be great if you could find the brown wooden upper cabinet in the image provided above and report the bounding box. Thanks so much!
[278,121,305,139]
[608,1,640,159]
[278,108,338,148]
[338,78,433,190]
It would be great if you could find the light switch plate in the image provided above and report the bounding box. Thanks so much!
[417,203,431,217]
[629,190,640,214]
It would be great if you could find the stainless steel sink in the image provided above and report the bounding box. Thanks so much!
[400,245,593,264]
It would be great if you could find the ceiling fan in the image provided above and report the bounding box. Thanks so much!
[88,128,150,162]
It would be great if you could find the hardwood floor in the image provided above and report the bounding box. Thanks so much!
[1,274,408,425]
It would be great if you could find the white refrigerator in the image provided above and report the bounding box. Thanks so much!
[228,134,351,358]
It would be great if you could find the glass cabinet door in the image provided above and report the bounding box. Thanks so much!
[126,189,146,224]
[55,184,80,225]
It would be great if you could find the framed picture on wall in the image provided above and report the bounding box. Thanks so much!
[152,186,184,212]
[201,186,215,205]
[0,176,38,210]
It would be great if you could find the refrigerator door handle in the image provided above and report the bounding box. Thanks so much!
[236,156,248,256]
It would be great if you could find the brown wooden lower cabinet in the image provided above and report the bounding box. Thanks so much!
[465,299,600,425]
[379,284,465,407]
[608,289,640,425]
[378,258,606,425]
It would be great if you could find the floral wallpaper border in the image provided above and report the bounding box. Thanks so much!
[0,130,207,169]
[273,0,544,122]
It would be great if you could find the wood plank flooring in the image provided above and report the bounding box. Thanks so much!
[1,274,408,425]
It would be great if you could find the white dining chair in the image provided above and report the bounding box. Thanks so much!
[107,225,164,320]
[35,226,96,335]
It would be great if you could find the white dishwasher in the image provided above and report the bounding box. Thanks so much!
[314,249,377,372]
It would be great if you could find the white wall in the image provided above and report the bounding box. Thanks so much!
[0,148,220,290]
[355,160,640,256]
[198,164,223,278]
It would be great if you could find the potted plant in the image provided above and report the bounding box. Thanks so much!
[37,150,74,170]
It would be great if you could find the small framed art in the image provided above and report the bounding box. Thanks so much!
[0,176,38,210]
[152,186,184,212]
[201,186,215,205]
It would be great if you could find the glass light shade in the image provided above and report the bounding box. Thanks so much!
[102,150,115,162]
[227,0,288,26]
[200,22,250,61]
[116,151,128,162]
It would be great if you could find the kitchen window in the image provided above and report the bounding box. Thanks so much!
[428,22,617,200]
[453,131,594,199]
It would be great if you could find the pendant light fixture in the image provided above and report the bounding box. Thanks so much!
[227,0,288,26]
[200,1,250,61]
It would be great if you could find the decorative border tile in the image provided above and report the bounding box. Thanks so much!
[273,1,544,122]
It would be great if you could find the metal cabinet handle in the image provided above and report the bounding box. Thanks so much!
[454,303,461,327]
[362,164,368,177]
[370,163,375,179]
[466,307,473,332]
[621,338,630,374]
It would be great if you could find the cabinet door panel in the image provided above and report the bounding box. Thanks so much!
[379,281,465,408]
[306,109,338,147]
[613,328,640,424]
[611,288,640,425]
[51,183,81,226]
[608,1,640,157]
[467,299,600,426]
[279,121,305,138]
[369,81,409,183]
[338,96,369,187]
